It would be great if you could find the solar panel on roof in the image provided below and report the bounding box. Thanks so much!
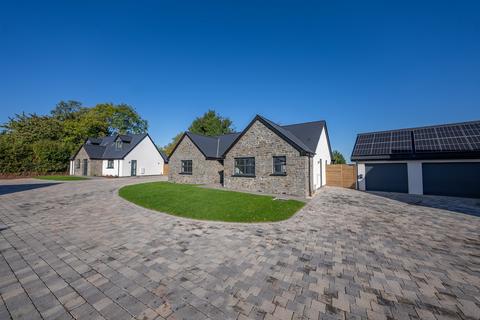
[352,120,480,160]
[467,135,480,150]
[437,137,471,151]
[462,123,480,136]
[370,132,391,155]
[352,133,375,156]
[414,128,440,152]
[356,134,375,144]
[391,130,412,153]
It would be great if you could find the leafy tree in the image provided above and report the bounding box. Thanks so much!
[32,140,72,172]
[162,110,235,156]
[0,101,149,175]
[51,100,82,120]
[2,113,65,143]
[188,109,234,136]
[332,150,346,164]
[162,132,184,156]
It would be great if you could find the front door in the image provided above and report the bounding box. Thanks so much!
[219,170,224,186]
[82,159,88,176]
[131,160,137,176]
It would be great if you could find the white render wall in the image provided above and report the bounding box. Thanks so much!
[121,136,164,177]
[102,159,122,177]
[356,159,480,195]
[312,128,332,190]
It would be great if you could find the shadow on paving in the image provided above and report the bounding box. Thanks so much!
[0,183,60,196]
[370,191,480,217]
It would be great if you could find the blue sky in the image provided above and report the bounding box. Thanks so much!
[1,1,479,160]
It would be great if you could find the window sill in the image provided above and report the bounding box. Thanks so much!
[231,174,256,178]
[179,172,192,175]
[270,173,287,176]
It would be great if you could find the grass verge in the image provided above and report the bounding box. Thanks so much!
[119,182,305,222]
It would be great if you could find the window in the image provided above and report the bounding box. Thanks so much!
[181,160,192,174]
[107,160,114,169]
[273,156,286,175]
[234,157,255,176]
[75,159,81,169]
[115,140,122,150]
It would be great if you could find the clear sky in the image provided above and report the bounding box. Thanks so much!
[1,1,479,160]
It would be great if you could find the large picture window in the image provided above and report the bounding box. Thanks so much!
[181,160,192,174]
[234,157,255,176]
[273,156,286,175]
[107,160,114,169]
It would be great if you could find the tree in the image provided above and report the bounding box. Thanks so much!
[188,109,234,136]
[162,110,235,156]
[109,103,148,134]
[51,100,82,120]
[161,132,184,157]
[87,103,148,135]
[0,101,149,175]
[332,150,346,164]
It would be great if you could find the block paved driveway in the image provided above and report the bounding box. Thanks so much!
[0,177,479,320]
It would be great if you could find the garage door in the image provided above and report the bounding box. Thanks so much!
[422,163,480,198]
[365,163,408,193]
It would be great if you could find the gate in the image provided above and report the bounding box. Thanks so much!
[326,164,357,189]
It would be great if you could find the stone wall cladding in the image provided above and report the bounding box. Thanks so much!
[168,136,223,184]
[224,120,310,197]
[72,147,102,176]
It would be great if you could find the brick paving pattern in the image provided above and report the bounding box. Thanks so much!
[0,177,479,320]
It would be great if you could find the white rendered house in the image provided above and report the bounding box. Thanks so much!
[70,133,168,177]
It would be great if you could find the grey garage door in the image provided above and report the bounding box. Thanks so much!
[423,162,480,198]
[365,163,408,193]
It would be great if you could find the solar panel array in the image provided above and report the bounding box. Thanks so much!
[352,121,480,157]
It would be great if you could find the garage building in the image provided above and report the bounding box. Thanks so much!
[351,120,480,199]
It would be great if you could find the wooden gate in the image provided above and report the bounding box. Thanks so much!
[326,164,357,189]
[163,164,170,176]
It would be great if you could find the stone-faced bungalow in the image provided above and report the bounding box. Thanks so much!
[168,115,332,197]
[70,133,168,177]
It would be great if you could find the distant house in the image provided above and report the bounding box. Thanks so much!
[168,115,332,197]
[351,120,480,198]
[70,133,167,177]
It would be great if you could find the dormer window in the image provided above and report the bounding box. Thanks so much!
[115,140,122,150]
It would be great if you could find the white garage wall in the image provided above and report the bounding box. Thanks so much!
[357,163,366,190]
[407,162,423,195]
[121,136,164,177]
[312,128,332,190]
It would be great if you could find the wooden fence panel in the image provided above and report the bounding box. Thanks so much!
[326,164,357,189]
[163,164,169,176]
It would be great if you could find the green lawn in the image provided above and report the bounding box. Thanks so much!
[119,182,305,223]
[35,175,89,181]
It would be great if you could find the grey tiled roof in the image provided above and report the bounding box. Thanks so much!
[258,115,318,154]
[185,132,241,158]
[159,150,169,163]
[182,115,326,158]
[281,120,326,153]
[72,133,151,160]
